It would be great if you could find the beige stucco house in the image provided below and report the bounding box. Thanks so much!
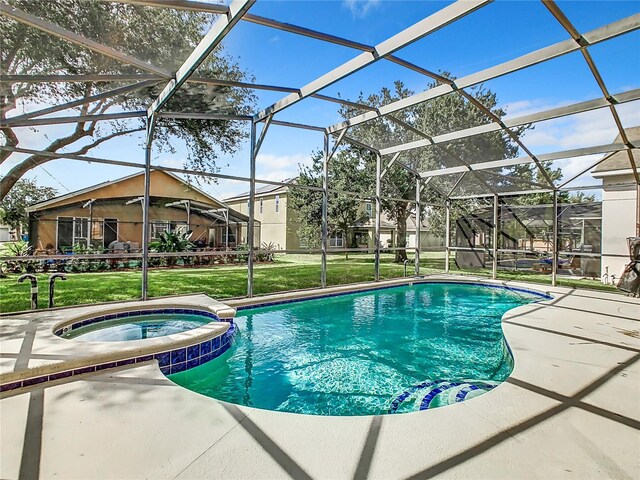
[27,170,251,253]
[224,179,398,250]
[592,126,639,281]
[224,181,300,250]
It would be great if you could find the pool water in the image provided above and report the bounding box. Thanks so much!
[169,283,548,416]
[61,313,211,342]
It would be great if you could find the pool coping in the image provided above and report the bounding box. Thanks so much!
[0,295,236,390]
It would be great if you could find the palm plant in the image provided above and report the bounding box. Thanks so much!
[149,231,195,267]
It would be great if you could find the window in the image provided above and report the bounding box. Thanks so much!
[103,219,118,247]
[57,217,74,251]
[74,218,89,246]
[259,198,263,214]
[151,221,169,239]
[91,220,103,241]
[57,217,91,251]
[225,226,236,244]
[329,232,344,248]
[365,202,372,218]
[355,232,369,246]
[275,195,280,213]
[170,222,188,235]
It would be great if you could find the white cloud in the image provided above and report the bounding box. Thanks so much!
[515,99,640,151]
[501,97,640,185]
[255,152,311,179]
[342,0,381,18]
[155,157,187,169]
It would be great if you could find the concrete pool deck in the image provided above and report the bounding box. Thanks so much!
[1,277,639,479]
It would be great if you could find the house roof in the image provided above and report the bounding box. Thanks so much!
[592,126,640,174]
[224,178,296,202]
[27,170,231,212]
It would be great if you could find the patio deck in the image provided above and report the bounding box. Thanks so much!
[1,277,638,479]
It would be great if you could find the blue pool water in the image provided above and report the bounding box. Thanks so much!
[61,313,211,342]
[169,283,549,416]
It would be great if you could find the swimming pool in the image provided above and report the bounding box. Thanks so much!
[169,282,550,416]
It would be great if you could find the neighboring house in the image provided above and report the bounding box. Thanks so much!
[592,126,640,281]
[406,209,445,251]
[225,180,299,250]
[0,222,13,242]
[224,180,396,250]
[350,203,396,250]
[27,170,252,253]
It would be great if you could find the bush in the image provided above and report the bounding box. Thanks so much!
[1,241,36,275]
[256,242,276,263]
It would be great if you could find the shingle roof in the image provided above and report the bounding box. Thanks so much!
[27,169,230,212]
[592,126,640,173]
[224,178,296,201]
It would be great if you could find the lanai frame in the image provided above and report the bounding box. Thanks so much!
[1,0,638,301]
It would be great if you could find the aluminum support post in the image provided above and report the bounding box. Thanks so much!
[552,190,559,287]
[321,133,329,288]
[445,200,451,274]
[375,153,382,282]
[415,176,421,276]
[247,122,257,297]
[492,194,498,280]
[141,116,155,301]
[88,201,93,247]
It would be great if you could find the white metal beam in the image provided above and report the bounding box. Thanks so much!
[158,112,253,121]
[4,80,160,125]
[254,0,490,121]
[0,111,145,127]
[3,74,164,83]
[542,0,640,186]
[148,0,254,116]
[105,0,453,84]
[420,142,635,178]
[327,13,640,134]
[379,88,640,156]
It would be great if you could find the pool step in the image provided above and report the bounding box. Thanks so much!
[388,380,499,413]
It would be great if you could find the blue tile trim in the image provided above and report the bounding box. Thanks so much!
[59,308,227,335]
[49,370,74,380]
[455,383,496,403]
[171,348,186,364]
[1,326,236,394]
[0,381,23,392]
[388,380,439,414]
[419,382,463,411]
[388,379,501,413]
[23,376,49,387]
[236,280,552,312]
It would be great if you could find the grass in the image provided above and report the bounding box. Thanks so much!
[0,252,617,314]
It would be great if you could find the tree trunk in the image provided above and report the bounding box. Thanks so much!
[0,125,143,200]
[0,158,38,200]
[394,206,408,263]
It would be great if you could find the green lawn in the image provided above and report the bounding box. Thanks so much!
[0,252,617,313]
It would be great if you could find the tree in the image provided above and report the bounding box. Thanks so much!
[509,163,596,205]
[337,77,525,262]
[0,178,57,237]
[1,0,256,199]
[290,149,374,258]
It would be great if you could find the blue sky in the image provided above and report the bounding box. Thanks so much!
[4,0,640,200]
